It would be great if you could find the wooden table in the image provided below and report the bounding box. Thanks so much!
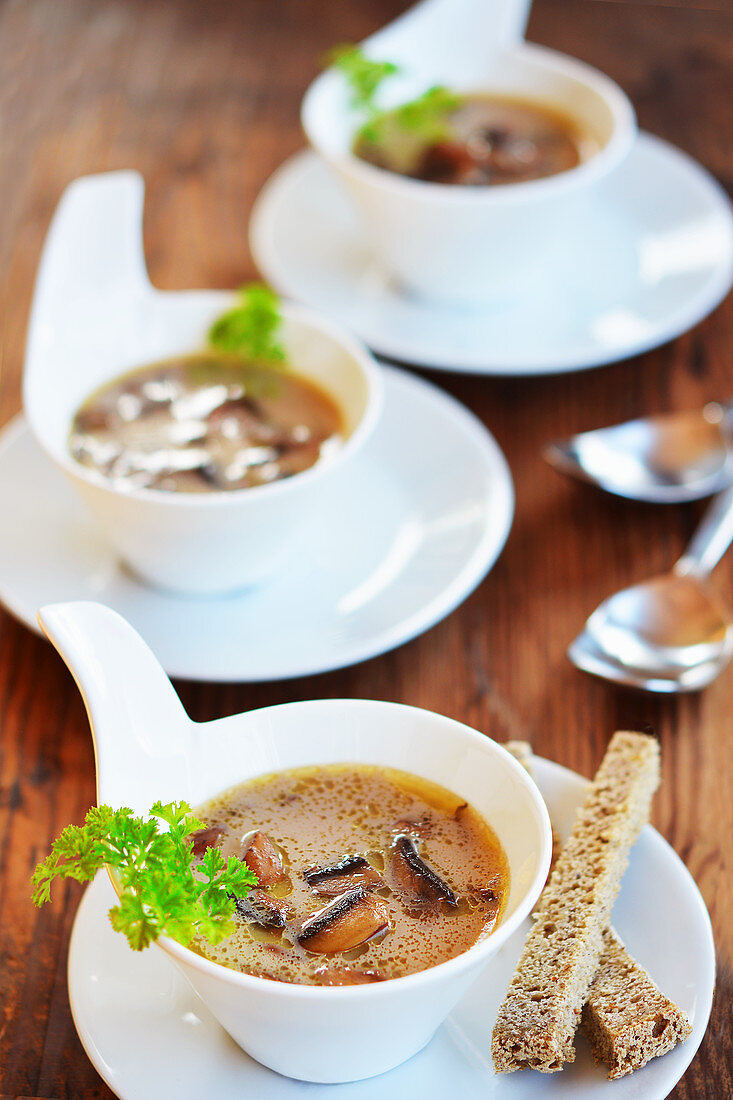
[1,0,731,1095]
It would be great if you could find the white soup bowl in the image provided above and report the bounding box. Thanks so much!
[39,601,553,1084]
[23,172,382,595]
[303,40,636,306]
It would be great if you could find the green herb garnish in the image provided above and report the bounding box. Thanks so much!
[328,44,460,152]
[384,85,460,141]
[358,85,461,147]
[31,801,257,951]
[328,44,400,111]
[208,283,286,364]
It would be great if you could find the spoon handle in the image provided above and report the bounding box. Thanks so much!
[676,483,733,577]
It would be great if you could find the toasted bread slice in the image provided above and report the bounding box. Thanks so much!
[492,732,660,1074]
[504,740,692,1078]
[582,928,692,1078]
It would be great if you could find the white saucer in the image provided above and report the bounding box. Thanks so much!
[250,136,733,375]
[68,756,714,1099]
[0,366,512,681]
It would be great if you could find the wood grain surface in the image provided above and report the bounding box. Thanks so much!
[1,0,731,1096]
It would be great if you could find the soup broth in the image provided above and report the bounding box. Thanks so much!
[190,763,509,986]
[355,94,592,186]
[69,354,344,493]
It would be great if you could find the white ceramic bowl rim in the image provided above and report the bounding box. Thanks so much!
[303,42,637,206]
[152,702,552,999]
[49,299,383,509]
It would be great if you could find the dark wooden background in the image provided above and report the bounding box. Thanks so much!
[1,0,732,1096]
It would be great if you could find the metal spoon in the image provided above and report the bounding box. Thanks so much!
[569,484,733,692]
[544,402,733,503]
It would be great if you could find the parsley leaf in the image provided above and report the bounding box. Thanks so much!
[387,85,460,140]
[31,801,257,952]
[328,44,400,110]
[357,85,460,147]
[208,283,286,364]
[328,44,460,153]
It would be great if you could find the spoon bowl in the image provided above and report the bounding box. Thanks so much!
[545,403,733,503]
[568,631,729,693]
[569,485,733,692]
[571,571,733,692]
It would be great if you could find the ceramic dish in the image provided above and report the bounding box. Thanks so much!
[68,755,714,1098]
[23,171,383,595]
[302,0,635,305]
[0,362,512,681]
[40,599,552,1083]
[250,136,733,374]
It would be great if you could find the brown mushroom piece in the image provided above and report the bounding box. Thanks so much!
[391,835,458,908]
[416,140,479,185]
[304,855,384,896]
[207,395,269,434]
[188,825,225,859]
[314,966,386,986]
[231,889,290,930]
[298,887,390,954]
[241,831,284,887]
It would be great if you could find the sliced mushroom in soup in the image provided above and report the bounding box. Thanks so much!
[189,763,509,986]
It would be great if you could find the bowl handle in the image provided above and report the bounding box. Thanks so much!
[28,171,150,326]
[38,601,192,808]
[365,0,532,67]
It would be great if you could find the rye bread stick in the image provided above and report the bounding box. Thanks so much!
[492,732,660,1073]
[505,740,692,1078]
[581,927,692,1079]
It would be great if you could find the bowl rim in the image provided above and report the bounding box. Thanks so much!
[150,698,553,1000]
[302,40,637,207]
[26,298,384,509]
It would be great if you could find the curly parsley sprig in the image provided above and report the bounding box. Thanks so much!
[358,85,461,148]
[328,45,459,149]
[31,801,257,952]
[328,44,400,111]
[208,283,286,364]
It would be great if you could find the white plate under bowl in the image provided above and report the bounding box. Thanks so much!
[250,134,733,375]
[0,365,513,681]
[67,756,714,1099]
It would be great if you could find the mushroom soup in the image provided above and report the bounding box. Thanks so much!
[69,354,344,493]
[355,94,593,186]
[189,763,509,986]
